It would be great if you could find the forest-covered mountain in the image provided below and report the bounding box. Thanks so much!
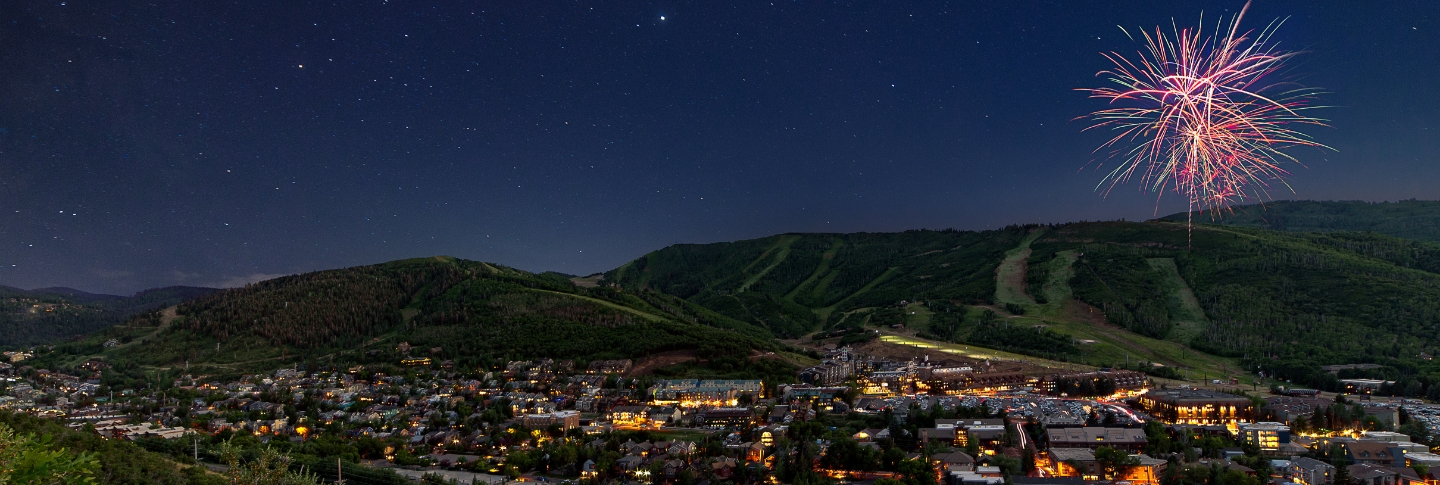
[1162,199,1440,242]
[21,208,1440,397]
[603,229,1023,337]
[45,257,790,378]
[608,221,1440,398]
[0,285,217,346]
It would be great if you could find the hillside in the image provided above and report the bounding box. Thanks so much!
[609,222,1440,398]
[604,229,1026,337]
[0,286,217,347]
[1162,199,1440,242]
[42,257,789,379]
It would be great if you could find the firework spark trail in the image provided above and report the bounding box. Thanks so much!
[1081,1,1330,244]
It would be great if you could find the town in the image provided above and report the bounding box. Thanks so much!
[3,344,1439,485]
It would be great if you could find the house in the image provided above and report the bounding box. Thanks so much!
[933,451,976,471]
[854,428,890,442]
[1343,441,1400,466]
[663,459,687,479]
[1289,457,1336,485]
[710,457,737,479]
[1347,464,1418,485]
[616,455,646,471]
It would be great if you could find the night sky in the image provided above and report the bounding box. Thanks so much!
[1,1,1435,294]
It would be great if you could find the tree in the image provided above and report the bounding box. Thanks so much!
[895,458,937,485]
[0,423,99,485]
[218,442,322,485]
[1094,446,1140,481]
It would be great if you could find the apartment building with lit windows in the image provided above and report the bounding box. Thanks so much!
[1237,422,1290,451]
[1135,389,1253,426]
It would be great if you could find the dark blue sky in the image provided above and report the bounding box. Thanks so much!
[1,1,1435,294]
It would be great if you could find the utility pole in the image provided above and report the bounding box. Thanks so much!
[336,457,345,485]
[193,437,198,463]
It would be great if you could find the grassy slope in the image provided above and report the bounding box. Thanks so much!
[605,229,1026,338]
[994,229,1042,308]
[615,219,1440,389]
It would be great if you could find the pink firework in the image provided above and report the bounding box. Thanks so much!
[1082,2,1330,239]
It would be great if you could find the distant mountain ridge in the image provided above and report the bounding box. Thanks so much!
[0,285,218,347]
[1161,199,1440,242]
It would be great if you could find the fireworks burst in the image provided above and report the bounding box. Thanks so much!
[1081,2,1330,243]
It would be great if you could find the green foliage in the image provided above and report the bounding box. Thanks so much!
[1070,245,1173,339]
[0,421,99,485]
[217,443,321,485]
[0,286,215,347]
[1094,446,1139,481]
[925,300,965,342]
[1164,199,1440,243]
[606,229,1029,331]
[0,412,213,485]
[1025,255,1051,304]
[962,311,1078,359]
[1053,375,1117,397]
[93,257,779,373]
[819,438,880,472]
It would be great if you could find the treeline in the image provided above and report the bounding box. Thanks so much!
[1069,245,1174,339]
[961,311,1079,359]
[1164,199,1440,243]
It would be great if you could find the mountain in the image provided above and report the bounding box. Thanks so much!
[608,221,1440,397]
[49,257,792,380]
[1161,199,1440,242]
[27,213,1440,398]
[0,285,218,347]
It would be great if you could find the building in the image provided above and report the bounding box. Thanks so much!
[1135,389,1253,426]
[1343,441,1401,467]
[797,360,853,386]
[1347,464,1414,485]
[1340,379,1393,395]
[587,360,632,374]
[1238,422,1291,452]
[695,408,755,430]
[608,405,651,427]
[1266,396,1332,425]
[1045,427,1149,451]
[1289,457,1336,485]
[649,379,763,405]
[1048,448,1098,480]
[522,410,581,430]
